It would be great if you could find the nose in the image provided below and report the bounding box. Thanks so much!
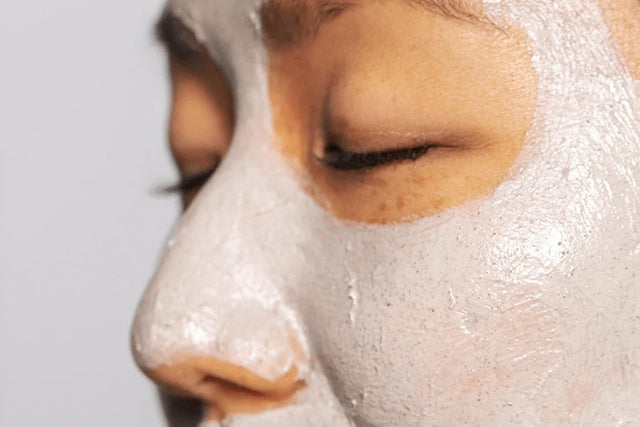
[130,144,311,422]
[131,253,308,421]
[131,96,319,418]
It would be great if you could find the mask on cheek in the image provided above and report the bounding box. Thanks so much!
[132,0,640,425]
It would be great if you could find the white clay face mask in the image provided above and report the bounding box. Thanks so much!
[131,0,640,425]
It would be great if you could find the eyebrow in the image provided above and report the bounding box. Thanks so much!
[260,0,356,47]
[155,9,204,62]
[155,0,484,58]
[261,0,484,48]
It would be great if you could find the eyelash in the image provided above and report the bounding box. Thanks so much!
[163,143,434,195]
[163,165,219,194]
[318,144,436,171]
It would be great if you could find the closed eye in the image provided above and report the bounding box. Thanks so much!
[162,164,219,195]
[317,144,437,171]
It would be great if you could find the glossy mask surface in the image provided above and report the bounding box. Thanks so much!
[132,0,640,425]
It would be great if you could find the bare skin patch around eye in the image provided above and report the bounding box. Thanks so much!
[596,0,640,79]
[265,1,538,224]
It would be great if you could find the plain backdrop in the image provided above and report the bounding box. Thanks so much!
[0,0,179,425]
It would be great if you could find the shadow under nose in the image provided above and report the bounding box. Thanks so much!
[160,391,204,427]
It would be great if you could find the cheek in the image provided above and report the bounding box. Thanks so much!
[290,216,574,425]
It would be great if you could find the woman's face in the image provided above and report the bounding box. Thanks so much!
[132,0,640,425]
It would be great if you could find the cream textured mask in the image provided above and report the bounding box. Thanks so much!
[132,0,640,425]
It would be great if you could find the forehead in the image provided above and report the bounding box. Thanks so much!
[166,0,485,44]
[259,0,484,46]
[164,0,638,62]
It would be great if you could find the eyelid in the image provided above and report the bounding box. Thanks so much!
[317,144,437,171]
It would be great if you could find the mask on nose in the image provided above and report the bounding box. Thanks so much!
[132,0,640,425]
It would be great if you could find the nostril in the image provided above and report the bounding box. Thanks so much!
[145,356,305,422]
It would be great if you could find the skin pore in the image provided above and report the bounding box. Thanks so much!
[138,0,640,424]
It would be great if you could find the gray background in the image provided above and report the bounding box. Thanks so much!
[0,0,178,425]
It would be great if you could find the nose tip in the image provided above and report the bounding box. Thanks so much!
[131,292,309,421]
[145,355,305,421]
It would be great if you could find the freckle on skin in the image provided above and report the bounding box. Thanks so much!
[379,203,387,212]
[396,197,405,210]
[411,174,426,185]
[433,197,445,210]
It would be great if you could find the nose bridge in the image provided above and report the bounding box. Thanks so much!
[131,134,308,383]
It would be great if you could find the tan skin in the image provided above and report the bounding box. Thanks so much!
[152,0,640,422]
[169,54,234,207]
[268,1,536,223]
